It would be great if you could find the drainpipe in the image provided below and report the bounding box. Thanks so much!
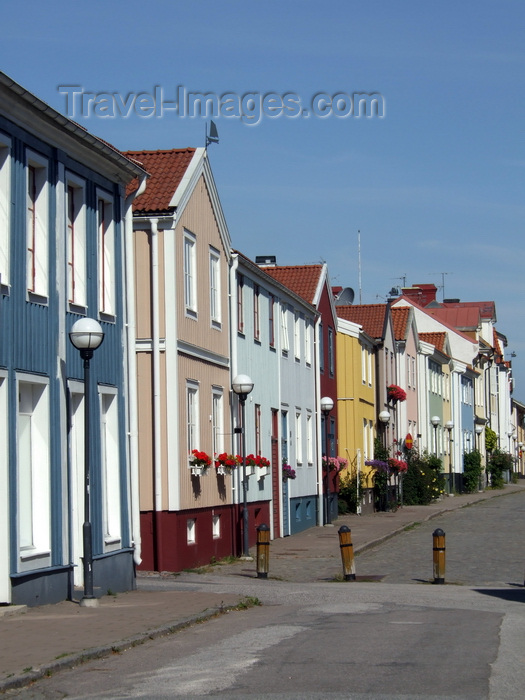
[149,218,164,571]
[124,177,147,567]
[228,253,239,551]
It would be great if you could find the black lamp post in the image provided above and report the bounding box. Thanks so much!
[320,396,334,525]
[475,424,485,490]
[445,420,454,494]
[69,318,104,607]
[232,374,254,558]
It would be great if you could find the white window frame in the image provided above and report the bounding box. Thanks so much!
[306,412,313,465]
[68,381,85,586]
[253,283,260,341]
[184,229,197,318]
[99,386,121,549]
[294,313,301,361]
[26,150,49,298]
[66,173,87,308]
[187,518,196,544]
[295,410,303,465]
[361,346,367,384]
[209,246,221,328]
[17,374,51,566]
[269,295,275,348]
[97,189,115,316]
[280,304,289,354]
[187,380,200,466]
[0,135,11,288]
[212,387,224,457]
[305,319,312,366]
[212,514,221,539]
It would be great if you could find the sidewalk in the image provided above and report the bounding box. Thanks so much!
[2,483,524,692]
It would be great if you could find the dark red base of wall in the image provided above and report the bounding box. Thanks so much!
[139,501,271,572]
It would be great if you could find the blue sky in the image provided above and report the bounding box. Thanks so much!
[3,0,524,399]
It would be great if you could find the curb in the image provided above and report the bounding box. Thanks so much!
[0,602,238,694]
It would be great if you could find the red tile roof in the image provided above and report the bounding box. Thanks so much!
[263,265,323,305]
[391,306,410,341]
[419,332,447,354]
[442,300,496,320]
[426,306,481,331]
[123,148,196,213]
[336,304,386,339]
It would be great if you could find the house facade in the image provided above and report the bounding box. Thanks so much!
[125,148,234,571]
[0,72,147,605]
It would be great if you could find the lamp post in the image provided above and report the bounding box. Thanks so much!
[519,442,523,477]
[320,396,334,525]
[475,424,485,490]
[445,421,454,494]
[232,374,254,558]
[69,318,105,607]
[431,416,440,458]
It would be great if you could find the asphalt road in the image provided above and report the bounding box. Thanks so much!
[8,492,525,699]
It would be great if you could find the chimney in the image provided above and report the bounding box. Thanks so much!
[256,255,276,267]
[401,283,438,307]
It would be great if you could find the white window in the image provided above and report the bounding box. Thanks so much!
[368,348,373,386]
[209,247,221,327]
[305,320,312,365]
[17,377,50,560]
[294,314,301,360]
[237,273,244,333]
[280,304,289,353]
[253,284,260,341]
[68,383,85,586]
[269,295,275,347]
[187,518,196,544]
[306,412,313,464]
[295,411,302,465]
[187,381,199,462]
[184,230,197,317]
[328,328,335,377]
[212,514,221,539]
[0,135,11,287]
[26,151,49,297]
[66,174,87,307]
[361,346,367,384]
[97,191,115,315]
[212,387,224,457]
[99,388,121,547]
[255,404,262,455]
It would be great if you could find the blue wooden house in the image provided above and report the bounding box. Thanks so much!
[0,72,148,605]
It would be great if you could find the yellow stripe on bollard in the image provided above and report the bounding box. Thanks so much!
[338,525,356,581]
[256,524,270,579]
[433,528,446,584]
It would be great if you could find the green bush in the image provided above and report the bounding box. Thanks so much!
[487,449,513,489]
[339,469,365,514]
[463,450,483,493]
[402,451,444,505]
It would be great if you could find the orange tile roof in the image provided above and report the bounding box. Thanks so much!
[391,306,410,341]
[336,304,386,339]
[123,148,196,213]
[263,265,323,305]
[419,332,447,354]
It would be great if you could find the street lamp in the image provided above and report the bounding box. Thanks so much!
[445,421,454,494]
[475,424,485,490]
[519,442,524,477]
[320,396,334,525]
[69,318,105,607]
[431,416,440,458]
[232,374,254,558]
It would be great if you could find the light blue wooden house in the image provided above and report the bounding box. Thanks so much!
[0,72,147,605]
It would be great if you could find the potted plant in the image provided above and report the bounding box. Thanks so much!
[214,453,240,475]
[387,384,407,403]
[282,462,296,481]
[189,449,212,476]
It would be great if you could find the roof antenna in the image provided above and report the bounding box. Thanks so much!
[205,120,219,149]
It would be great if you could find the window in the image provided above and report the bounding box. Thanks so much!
[209,247,221,327]
[68,383,85,586]
[306,412,313,464]
[269,295,275,347]
[255,404,262,456]
[67,175,86,307]
[280,304,289,353]
[186,381,199,462]
[187,518,196,544]
[212,387,224,457]
[305,320,312,365]
[328,327,335,377]
[295,411,302,464]
[0,136,11,287]
[294,314,300,360]
[212,515,221,539]
[26,151,49,297]
[319,323,324,372]
[97,191,115,315]
[183,230,197,318]
[362,346,367,384]
[17,377,50,559]
[100,388,121,546]
[237,273,244,333]
[0,373,8,597]
[253,284,260,341]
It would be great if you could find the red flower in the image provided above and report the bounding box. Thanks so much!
[387,385,407,402]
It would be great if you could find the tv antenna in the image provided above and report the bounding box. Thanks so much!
[429,272,451,301]
[205,120,219,149]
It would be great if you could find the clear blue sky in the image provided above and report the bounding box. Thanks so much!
[3,0,524,399]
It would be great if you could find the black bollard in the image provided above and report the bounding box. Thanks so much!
[433,528,446,584]
[256,524,270,578]
[338,525,356,581]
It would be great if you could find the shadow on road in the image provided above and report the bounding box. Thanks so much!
[474,587,525,603]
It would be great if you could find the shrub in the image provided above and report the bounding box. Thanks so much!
[402,451,444,505]
[487,449,513,489]
[339,469,365,514]
[463,450,482,493]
